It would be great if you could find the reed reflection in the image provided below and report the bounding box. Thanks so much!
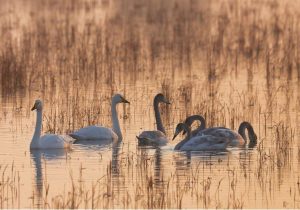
[111,140,123,208]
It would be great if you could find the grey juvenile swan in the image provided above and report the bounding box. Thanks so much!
[183,115,206,137]
[172,122,229,151]
[196,121,257,147]
[136,93,171,146]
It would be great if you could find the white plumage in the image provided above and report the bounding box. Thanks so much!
[30,100,74,149]
[31,134,73,149]
[69,94,129,141]
[69,126,118,141]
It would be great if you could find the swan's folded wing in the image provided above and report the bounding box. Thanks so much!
[69,126,117,140]
[60,135,76,144]
[180,135,229,151]
[138,130,165,140]
[198,128,238,139]
[137,130,167,146]
[39,134,73,149]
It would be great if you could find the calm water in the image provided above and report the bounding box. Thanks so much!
[0,0,300,208]
[0,70,299,208]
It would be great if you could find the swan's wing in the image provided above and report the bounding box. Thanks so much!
[60,135,76,144]
[198,128,245,146]
[137,130,167,145]
[180,135,229,151]
[138,130,166,139]
[198,128,237,138]
[39,134,73,149]
[185,135,228,145]
[217,130,244,145]
[197,127,228,134]
[70,126,117,140]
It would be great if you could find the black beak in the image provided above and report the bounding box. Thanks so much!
[31,106,36,111]
[121,97,130,104]
[123,99,130,104]
[172,133,178,141]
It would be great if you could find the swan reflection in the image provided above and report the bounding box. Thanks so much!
[30,149,68,208]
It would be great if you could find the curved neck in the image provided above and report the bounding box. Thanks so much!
[175,125,191,150]
[188,115,206,135]
[198,117,206,130]
[238,122,255,143]
[31,109,42,148]
[154,99,166,134]
[111,101,122,140]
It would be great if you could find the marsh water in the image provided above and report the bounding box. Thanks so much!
[0,0,300,208]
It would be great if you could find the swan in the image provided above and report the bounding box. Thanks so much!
[69,94,129,141]
[172,123,229,151]
[182,115,206,137]
[136,93,170,146]
[196,121,257,147]
[30,100,74,149]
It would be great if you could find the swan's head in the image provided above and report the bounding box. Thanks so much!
[155,93,171,104]
[31,99,43,111]
[239,121,258,144]
[172,123,187,140]
[112,94,130,104]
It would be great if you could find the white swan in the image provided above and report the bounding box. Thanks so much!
[136,93,170,146]
[30,100,74,149]
[195,121,257,147]
[172,123,229,151]
[69,94,129,141]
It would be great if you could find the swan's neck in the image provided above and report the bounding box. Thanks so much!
[175,125,191,150]
[31,109,42,148]
[238,122,255,143]
[198,117,206,130]
[111,101,122,140]
[192,116,206,135]
[154,100,166,134]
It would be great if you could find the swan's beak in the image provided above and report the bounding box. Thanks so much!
[172,132,179,141]
[31,104,36,111]
[121,97,130,104]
